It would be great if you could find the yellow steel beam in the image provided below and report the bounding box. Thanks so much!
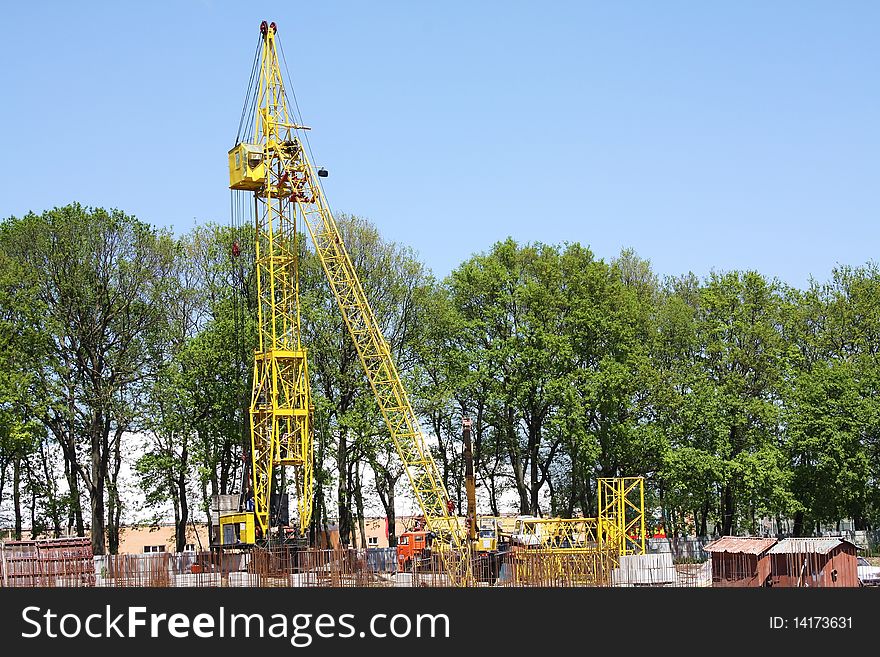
[236,22,313,540]
[597,476,646,562]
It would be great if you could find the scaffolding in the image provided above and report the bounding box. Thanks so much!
[598,476,646,562]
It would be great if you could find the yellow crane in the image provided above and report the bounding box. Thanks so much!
[219,20,471,584]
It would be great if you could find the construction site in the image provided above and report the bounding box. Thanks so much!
[1,14,879,595]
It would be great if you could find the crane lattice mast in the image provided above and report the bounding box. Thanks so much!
[228,20,314,540]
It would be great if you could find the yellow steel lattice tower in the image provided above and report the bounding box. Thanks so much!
[597,476,646,561]
[228,20,314,540]
[229,21,470,583]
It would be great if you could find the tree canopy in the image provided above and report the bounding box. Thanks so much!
[2,203,879,551]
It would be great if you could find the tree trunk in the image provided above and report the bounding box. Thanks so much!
[528,424,541,515]
[30,480,38,539]
[13,457,22,540]
[317,491,331,548]
[60,380,85,536]
[386,482,396,548]
[176,444,189,553]
[0,461,6,518]
[505,408,529,514]
[310,429,330,548]
[353,464,367,550]
[38,441,63,537]
[106,427,124,554]
[310,476,326,547]
[337,427,351,546]
[488,462,499,517]
[60,440,85,536]
[668,508,680,559]
[565,445,579,517]
[793,510,805,538]
[721,482,734,537]
[583,476,595,519]
[89,481,106,555]
[201,479,211,536]
[52,419,87,537]
[208,469,218,523]
[371,458,398,548]
[89,418,107,555]
[431,411,452,494]
[217,438,229,494]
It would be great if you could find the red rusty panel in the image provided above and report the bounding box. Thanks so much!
[768,544,858,588]
[705,536,777,555]
[1,537,94,587]
[711,552,770,587]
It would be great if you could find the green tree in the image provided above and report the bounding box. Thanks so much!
[782,263,880,532]
[561,247,663,516]
[136,223,252,551]
[447,239,587,515]
[3,204,175,554]
[696,271,793,535]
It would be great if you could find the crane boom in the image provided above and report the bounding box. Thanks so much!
[228,21,470,584]
[298,162,467,553]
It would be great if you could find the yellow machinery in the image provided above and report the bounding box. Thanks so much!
[476,516,501,553]
[503,477,646,558]
[598,476,646,560]
[504,477,646,583]
[219,20,470,583]
[509,517,602,551]
[218,511,257,546]
[505,517,606,586]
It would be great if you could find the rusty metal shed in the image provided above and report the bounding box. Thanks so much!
[767,537,859,588]
[704,536,777,587]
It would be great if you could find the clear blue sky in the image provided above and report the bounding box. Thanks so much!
[1,1,877,289]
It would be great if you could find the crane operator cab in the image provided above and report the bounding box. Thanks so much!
[228,143,265,191]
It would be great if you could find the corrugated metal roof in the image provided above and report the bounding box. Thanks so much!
[768,537,857,555]
[704,536,777,554]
